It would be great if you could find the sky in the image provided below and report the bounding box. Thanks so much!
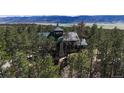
[0,0,124,16]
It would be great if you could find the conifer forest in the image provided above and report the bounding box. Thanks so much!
[0,23,124,78]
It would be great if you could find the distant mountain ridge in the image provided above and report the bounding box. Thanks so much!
[0,15,124,24]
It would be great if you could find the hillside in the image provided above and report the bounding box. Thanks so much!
[0,15,124,24]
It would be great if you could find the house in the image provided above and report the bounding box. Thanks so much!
[40,24,88,57]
